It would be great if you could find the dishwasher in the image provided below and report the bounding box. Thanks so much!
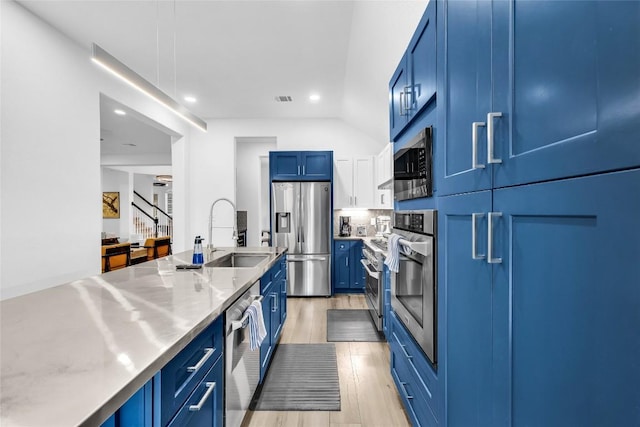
[225,281,262,427]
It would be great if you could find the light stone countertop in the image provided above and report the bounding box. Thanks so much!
[0,246,286,427]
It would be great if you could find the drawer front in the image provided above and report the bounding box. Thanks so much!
[168,355,224,427]
[390,312,439,422]
[161,316,223,426]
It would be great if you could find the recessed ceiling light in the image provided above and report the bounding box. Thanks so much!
[184,95,197,103]
[309,94,321,102]
[123,143,137,147]
[114,109,126,116]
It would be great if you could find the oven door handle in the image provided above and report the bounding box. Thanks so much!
[360,259,379,278]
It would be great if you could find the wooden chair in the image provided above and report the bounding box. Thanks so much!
[102,243,131,273]
[144,237,172,261]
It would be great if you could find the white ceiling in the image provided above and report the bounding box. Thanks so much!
[19,0,427,147]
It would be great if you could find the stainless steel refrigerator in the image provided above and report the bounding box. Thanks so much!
[272,182,331,296]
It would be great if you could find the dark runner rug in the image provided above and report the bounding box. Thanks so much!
[251,343,340,411]
[326,309,384,342]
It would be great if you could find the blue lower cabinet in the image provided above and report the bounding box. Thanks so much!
[333,239,365,293]
[382,265,391,340]
[159,317,223,427]
[167,355,224,427]
[390,312,439,426]
[100,380,153,427]
[260,258,287,382]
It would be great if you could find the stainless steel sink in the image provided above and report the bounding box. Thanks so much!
[205,253,269,268]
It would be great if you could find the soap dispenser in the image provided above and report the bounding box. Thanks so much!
[192,236,204,264]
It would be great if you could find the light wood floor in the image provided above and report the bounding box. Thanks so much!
[242,295,411,427]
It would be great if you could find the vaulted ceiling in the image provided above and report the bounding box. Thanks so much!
[19,0,427,150]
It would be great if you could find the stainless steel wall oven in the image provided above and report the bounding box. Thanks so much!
[391,209,437,367]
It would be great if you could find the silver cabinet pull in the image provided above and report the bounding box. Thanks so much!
[302,165,305,175]
[354,196,358,206]
[399,90,408,116]
[271,293,278,312]
[349,196,353,206]
[487,112,503,164]
[346,257,349,267]
[381,194,385,205]
[297,165,301,175]
[488,212,502,264]
[189,382,216,411]
[403,85,413,111]
[187,347,214,372]
[472,122,486,169]
[472,213,486,260]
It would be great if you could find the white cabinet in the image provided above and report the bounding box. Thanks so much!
[375,144,393,209]
[376,143,393,187]
[334,157,375,209]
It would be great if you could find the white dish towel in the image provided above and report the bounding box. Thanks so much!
[384,233,403,273]
[246,300,267,351]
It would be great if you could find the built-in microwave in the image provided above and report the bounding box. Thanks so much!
[394,127,433,201]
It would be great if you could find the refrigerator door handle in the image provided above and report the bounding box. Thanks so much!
[300,226,305,243]
[288,256,328,262]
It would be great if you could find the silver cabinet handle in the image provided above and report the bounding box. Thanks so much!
[399,91,405,116]
[472,213,486,260]
[488,212,502,264]
[297,165,301,175]
[302,165,305,175]
[354,196,357,206]
[487,112,503,164]
[349,196,353,206]
[271,293,277,312]
[472,122,486,169]
[189,382,216,411]
[187,347,214,373]
[381,194,384,205]
[346,257,349,267]
[403,85,413,111]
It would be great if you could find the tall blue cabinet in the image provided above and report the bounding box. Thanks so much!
[390,1,640,426]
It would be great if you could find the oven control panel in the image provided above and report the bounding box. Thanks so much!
[393,210,436,235]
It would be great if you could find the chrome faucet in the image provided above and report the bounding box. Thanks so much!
[208,198,238,253]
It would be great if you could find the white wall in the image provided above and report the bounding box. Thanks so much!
[342,0,428,143]
[101,167,131,239]
[236,138,277,247]
[1,0,191,299]
[188,118,384,247]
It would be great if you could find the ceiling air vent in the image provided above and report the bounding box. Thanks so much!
[274,96,293,102]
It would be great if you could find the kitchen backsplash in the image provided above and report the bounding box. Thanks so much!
[333,209,393,237]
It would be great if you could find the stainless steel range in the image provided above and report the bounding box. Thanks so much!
[362,240,386,331]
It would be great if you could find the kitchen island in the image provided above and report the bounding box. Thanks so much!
[0,246,286,426]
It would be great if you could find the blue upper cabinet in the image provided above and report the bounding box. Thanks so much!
[389,54,409,141]
[438,0,493,196]
[407,1,436,118]
[440,0,640,195]
[270,151,333,181]
[491,0,640,188]
[389,1,437,142]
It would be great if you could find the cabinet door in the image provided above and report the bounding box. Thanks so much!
[390,54,409,141]
[260,282,273,381]
[350,240,364,290]
[353,157,374,208]
[491,1,640,187]
[168,358,224,427]
[334,241,351,290]
[438,190,493,427]
[270,152,301,180]
[438,0,492,195]
[334,158,353,209]
[301,151,332,180]
[268,289,280,342]
[492,170,640,426]
[408,0,436,115]
[101,380,153,427]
